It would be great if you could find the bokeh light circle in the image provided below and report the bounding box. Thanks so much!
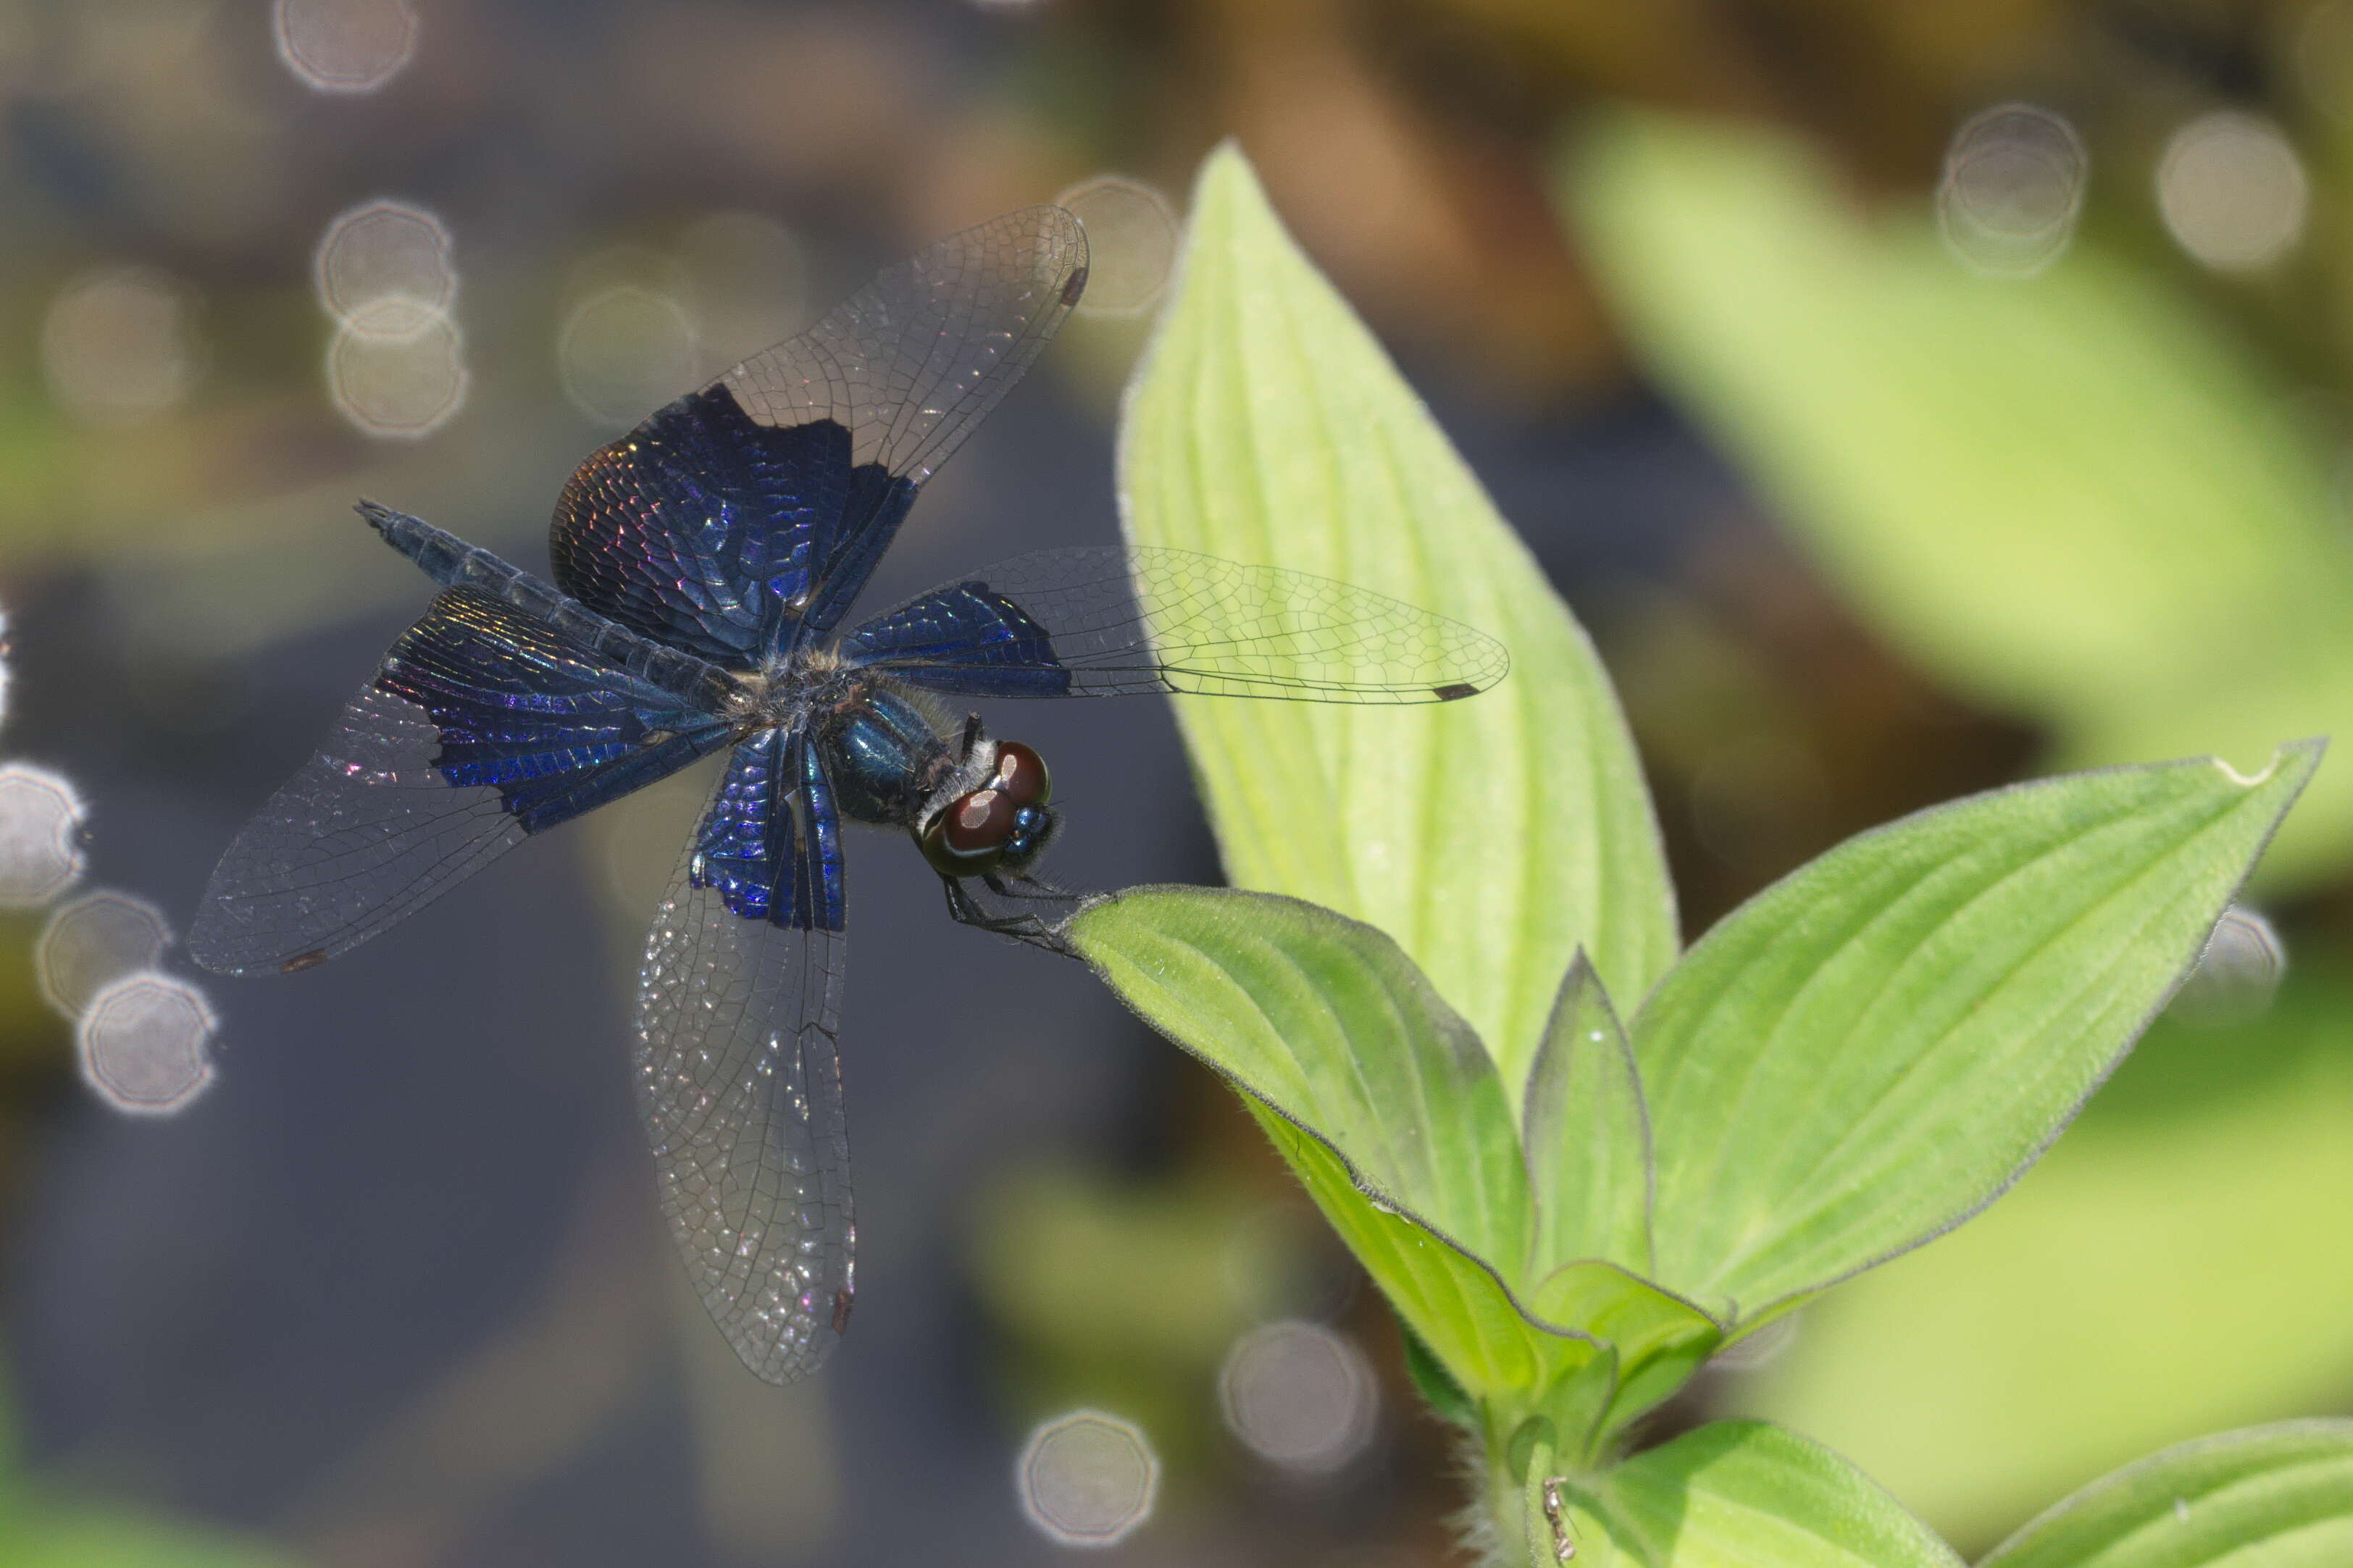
[315,199,456,337]
[0,763,86,908]
[1053,175,1180,315]
[1936,104,2087,277]
[677,211,807,374]
[2157,112,2309,272]
[559,285,699,428]
[273,0,417,94]
[1219,1320,1379,1472]
[41,267,205,426]
[327,308,468,437]
[78,971,217,1115]
[2169,905,2286,1028]
[37,889,171,1017]
[1016,1409,1158,1547]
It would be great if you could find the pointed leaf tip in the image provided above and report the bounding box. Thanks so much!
[1123,141,1676,1107]
[1637,743,2319,1320]
[1523,952,1654,1279]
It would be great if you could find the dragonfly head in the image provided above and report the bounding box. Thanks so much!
[916,738,1057,879]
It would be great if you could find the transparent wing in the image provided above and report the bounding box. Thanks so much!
[721,204,1087,487]
[188,685,527,977]
[634,775,854,1385]
[190,588,732,978]
[551,206,1089,661]
[840,545,1512,703]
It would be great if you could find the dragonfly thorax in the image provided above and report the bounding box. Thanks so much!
[751,661,1058,882]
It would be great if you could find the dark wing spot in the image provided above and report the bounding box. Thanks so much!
[831,1286,855,1333]
[1432,682,1479,702]
[280,949,329,973]
[1061,266,1089,307]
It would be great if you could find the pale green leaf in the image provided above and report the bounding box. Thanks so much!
[1978,1421,2353,1568]
[1258,1110,1605,1409]
[1069,885,1610,1402]
[1560,108,2353,887]
[1558,1420,1963,1567]
[1121,141,1676,1100]
[1525,953,1655,1278]
[1070,885,1531,1267]
[1729,962,2353,1543]
[1529,1260,1720,1438]
[1636,743,2320,1318]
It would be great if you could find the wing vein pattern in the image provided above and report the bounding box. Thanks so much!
[840,545,1510,702]
[189,586,732,976]
[635,759,853,1385]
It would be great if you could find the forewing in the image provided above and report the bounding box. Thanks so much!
[635,746,853,1383]
[840,545,1511,703]
[190,588,732,978]
[551,206,1088,662]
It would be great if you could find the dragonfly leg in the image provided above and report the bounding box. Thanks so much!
[942,873,1075,955]
[985,868,1073,903]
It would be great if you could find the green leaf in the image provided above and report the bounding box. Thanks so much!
[1399,1318,1479,1430]
[1978,1421,2353,1568]
[1730,960,2353,1542]
[1561,107,2353,889]
[0,1507,301,1568]
[1121,141,1676,1101]
[1072,886,1531,1266]
[1524,953,1654,1278]
[1634,743,2320,1320]
[1069,885,1604,1403]
[1558,1420,1963,1567]
[1529,1261,1721,1438]
[1259,1110,1604,1410]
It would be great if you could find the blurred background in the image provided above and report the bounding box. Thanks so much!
[2,0,2352,1563]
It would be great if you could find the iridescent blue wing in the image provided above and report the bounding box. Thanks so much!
[691,728,845,931]
[839,545,1512,703]
[636,744,852,1384]
[189,586,734,978]
[550,207,1089,667]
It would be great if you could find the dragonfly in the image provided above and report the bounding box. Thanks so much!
[189,206,1508,1383]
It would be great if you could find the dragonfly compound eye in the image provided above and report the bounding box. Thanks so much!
[920,787,1015,876]
[990,741,1050,807]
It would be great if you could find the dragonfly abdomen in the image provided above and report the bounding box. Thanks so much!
[358,500,740,716]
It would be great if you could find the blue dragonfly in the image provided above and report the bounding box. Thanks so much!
[190,208,1508,1383]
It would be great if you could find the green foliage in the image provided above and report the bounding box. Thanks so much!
[1978,1421,2353,1568]
[1119,142,1677,1098]
[1074,886,1592,1404]
[1727,959,2353,1542]
[1558,107,2353,891]
[0,1346,296,1568]
[1560,106,2353,1541]
[1084,140,2325,1564]
[1637,747,2318,1318]
[1524,956,1652,1280]
[1555,1422,1963,1568]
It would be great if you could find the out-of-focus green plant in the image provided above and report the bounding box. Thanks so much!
[1558,107,2353,894]
[0,1351,297,1568]
[1977,1421,2353,1567]
[1558,105,2353,1543]
[1065,142,2349,1564]
[1723,955,2353,1540]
